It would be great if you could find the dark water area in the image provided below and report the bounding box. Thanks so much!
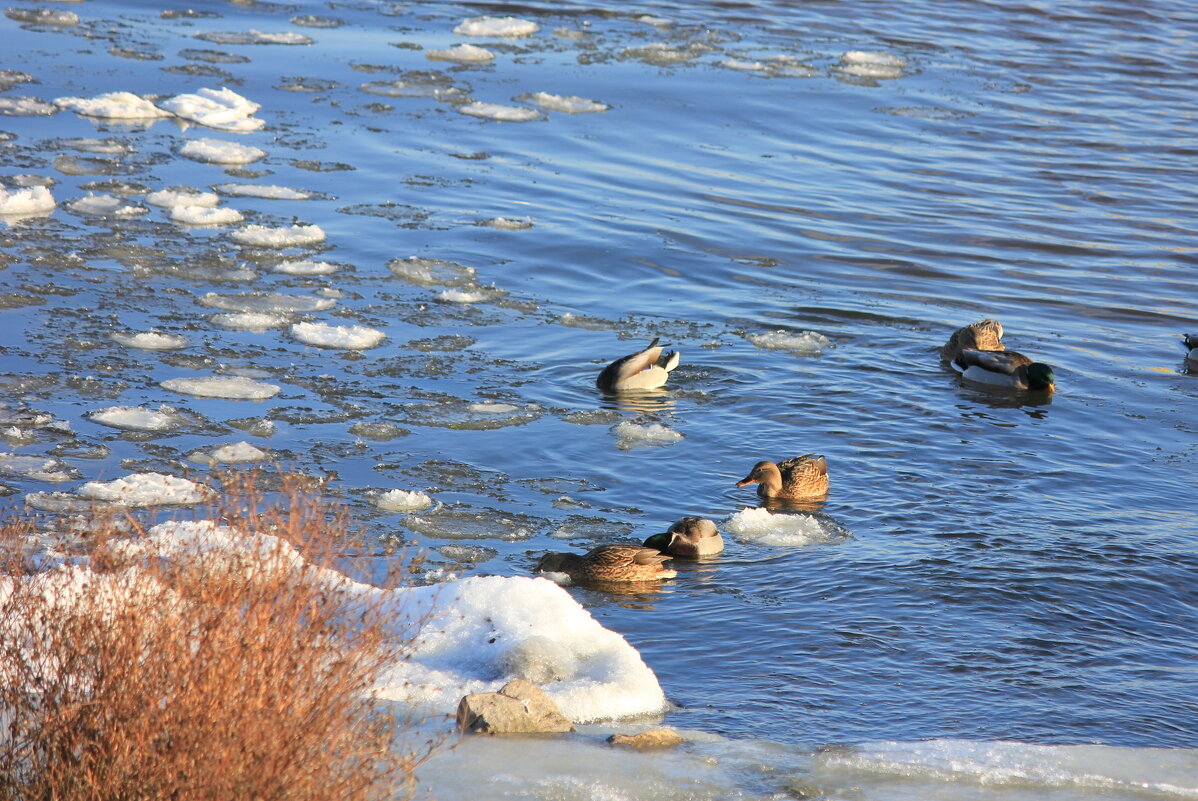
[1,0,1196,795]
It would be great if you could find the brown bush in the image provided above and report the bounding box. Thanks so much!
[0,471,440,801]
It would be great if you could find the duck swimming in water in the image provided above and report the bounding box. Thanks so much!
[642,516,724,558]
[941,319,1005,364]
[1183,333,1198,363]
[737,454,829,501]
[951,348,1055,392]
[534,544,676,583]
[596,338,680,392]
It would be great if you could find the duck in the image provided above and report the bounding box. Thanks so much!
[534,544,676,583]
[941,319,1005,364]
[951,348,1055,392]
[737,454,829,501]
[642,516,724,558]
[596,337,680,392]
[1183,333,1198,363]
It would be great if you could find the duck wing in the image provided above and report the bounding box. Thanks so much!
[586,544,670,568]
[596,338,665,390]
[955,348,1032,374]
[778,454,827,476]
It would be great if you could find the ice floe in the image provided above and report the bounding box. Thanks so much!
[79,472,213,506]
[458,102,542,122]
[180,138,267,165]
[198,30,314,46]
[66,193,146,218]
[171,205,244,225]
[0,453,78,483]
[158,87,263,132]
[54,91,172,119]
[0,97,56,116]
[481,216,533,230]
[271,259,338,275]
[746,330,832,354]
[88,405,185,432]
[210,312,291,331]
[0,185,55,215]
[6,7,78,25]
[426,44,495,63]
[110,331,188,350]
[160,376,281,400]
[146,187,220,207]
[231,223,325,247]
[200,291,335,314]
[723,507,850,547]
[290,322,385,350]
[387,256,477,287]
[438,286,505,303]
[214,183,310,200]
[611,421,684,450]
[837,51,907,79]
[189,441,268,465]
[375,488,434,511]
[720,58,766,72]
[453,16,540,37]
[519,92,609,113]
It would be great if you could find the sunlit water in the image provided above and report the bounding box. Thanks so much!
[2,0,1196,797]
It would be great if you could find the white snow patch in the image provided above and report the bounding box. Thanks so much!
[179,138,267,165]
[110,331,188,350]
[426,43,495,63]
[88,405,184,432]
[214,183,310,200]
[459,102,541,122]
[375,489,434,512]
[746,330,832,354]
[54,91,172,119]
[520,92,608,113]
[146,188,220,207]
[453,15,540,37]
[171,205,244,225]
[210,312,290,331]
[723,507,849,547]
[158,87,263,132]
[0,185,55,215]
[386,257,476,287]
[160,376,281,400]
[79,473,212,507]
[612,421,684,449]
[290,322,385,350]
[271,259,338,275]
[231,223,325,247]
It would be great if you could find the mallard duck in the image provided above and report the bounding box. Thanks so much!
[534,544,676,582]
[941,319,1005,363]
[1183,333,1198,363]
[596,338,680,392]
[952,348,1055,392]
[643,516,724,558]
[737,454,829,501]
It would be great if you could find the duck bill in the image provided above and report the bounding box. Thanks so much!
[735,477,756,487]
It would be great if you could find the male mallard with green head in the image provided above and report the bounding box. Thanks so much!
[643,516,724,558]
[535,544,676,583]
[737,454,829,501]
[951,348,1055,392]
[596,338,680,392]
[941,319,1005,364]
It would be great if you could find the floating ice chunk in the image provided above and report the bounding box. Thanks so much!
[0,185,54,215]
[7,7,78,25]
[54,91,172,119]
[110,331,188,350]
[271,259,338,275]
[66,193,146,217]
[200,291,335,314]
[720,58,766,71]
[746,330,832,354]
[381,575,666,722]
[519,92,608,113]
[612,421,684,450]
[210,312,290,331]
[146,187,220,207]
[481,216,533,230]
[180,137,267,165]
[387,256,476,287]
[0,97,57,116]
[634,14,671,26]
[290,322,385,350]
[453,15,540,37]
[171,205,244,225]
[426,43,494,63]
[190,441,268,464]
[80,472,212,507]
[231,223,325,247]
[622,43,702,65]
[837,51,907,79]
[459,102,541,122]
[198,30,314,45]
[469,402,519,414]
[158,87,264,132]
[439,287,503,303]
[213,183,310,200]
[62,138,131,155]
[723,507,850,547]
[88,405,184,432]
[375,489,434,511]
[161,376,281,400]
[0,453,78,483]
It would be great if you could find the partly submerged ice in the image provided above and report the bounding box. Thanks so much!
[375,488,434,511]
[66,194,145,218]
[88,405,185,432]
[426,44,495,63]
[837,51,907,80]
[290,321,385,350]
[54,91,172,119]
[453,15,540,37]
[723,507,850,547]
[199,291,335,313]
[746,330,832,355]
[171,205,244,225]
[160,376,281,400]
[0,453,78,483]
[111,331,188,350]
[189,441,268,465]
[210,311,291,331]
[78,472,213,506]
[271,259,338,275]
[146,188,220,208]
[612,421,684,450]
[459,102,542,122]
[231,223,325,247]
[214,183,310,200]
[180,138,267,165]
[387,256,477,287]
[519,92,609,113]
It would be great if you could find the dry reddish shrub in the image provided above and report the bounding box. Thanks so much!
[0,470,440,801]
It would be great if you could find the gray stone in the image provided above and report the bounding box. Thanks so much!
[455,679,574,734]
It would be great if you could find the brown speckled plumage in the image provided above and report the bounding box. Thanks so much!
[941,319,1005,364]
[643,516,724,558]
[535,544,676,582]
[737,454,829,501]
